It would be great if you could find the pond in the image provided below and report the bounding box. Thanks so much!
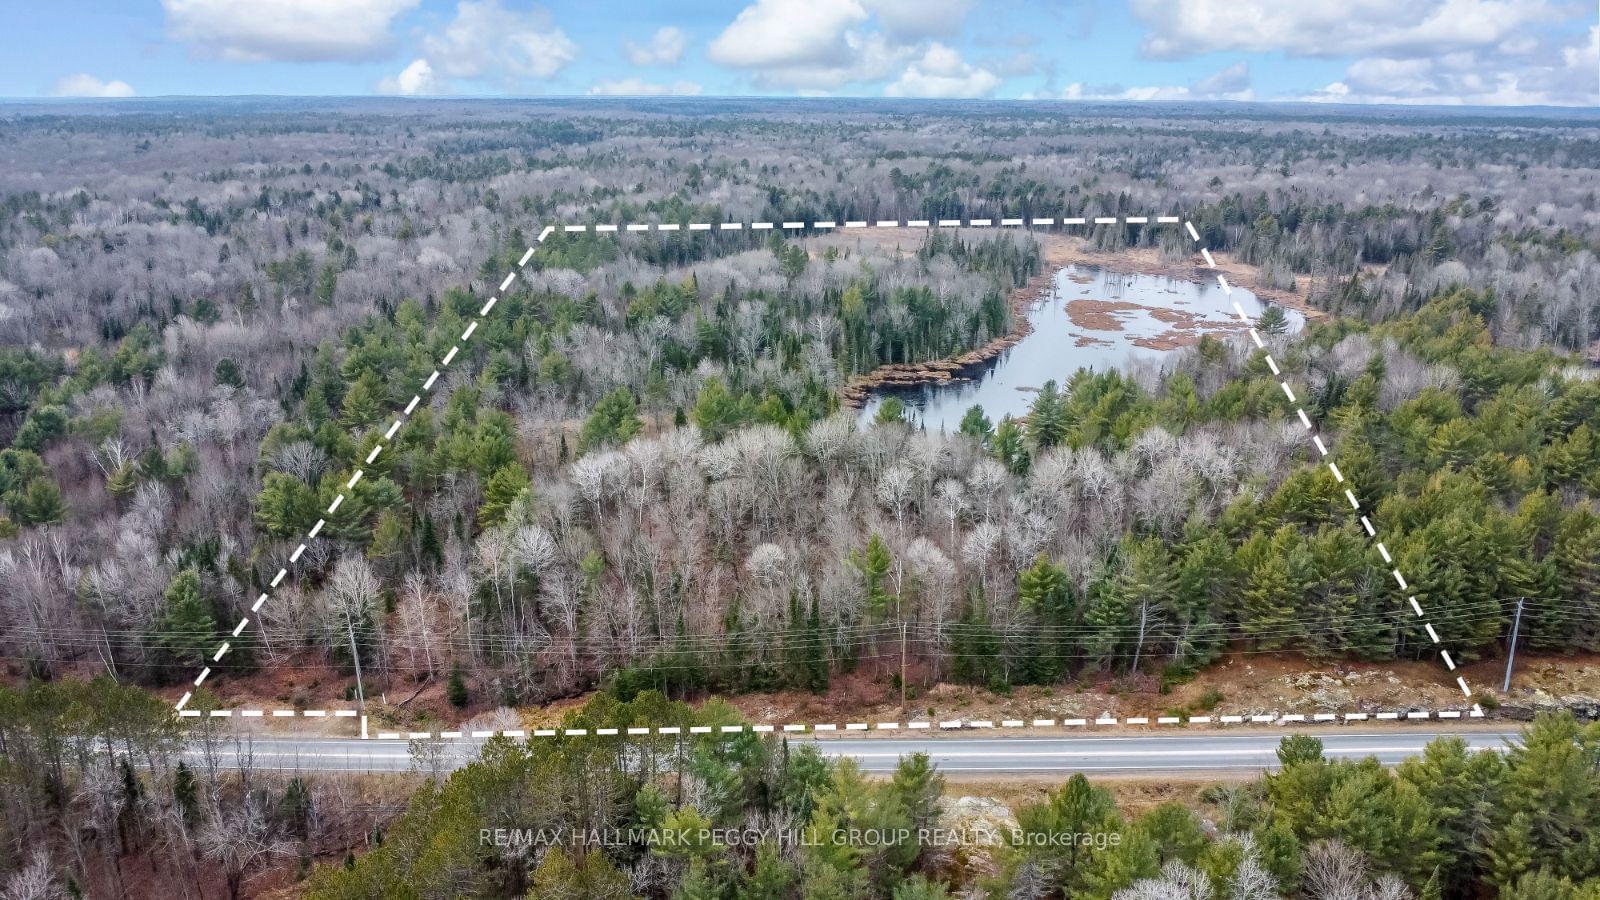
[855,265,1304,431]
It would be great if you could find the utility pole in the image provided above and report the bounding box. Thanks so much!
[345,612,367,713]
[1503,596,1526,693]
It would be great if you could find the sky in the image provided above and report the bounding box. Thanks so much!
[3,0,1596,106]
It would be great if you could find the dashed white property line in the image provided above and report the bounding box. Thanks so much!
[1188,219,1485,716]
[175,211,1484,736]
[172,224,556,712]
[267,707,1487,741]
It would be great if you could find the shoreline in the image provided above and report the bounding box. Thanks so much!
[840,235,1324,409]
[839,257,1057,409]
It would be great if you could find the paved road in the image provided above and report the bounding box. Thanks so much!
[184,730,1520,775]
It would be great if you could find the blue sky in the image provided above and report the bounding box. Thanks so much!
[4,0,1596,105]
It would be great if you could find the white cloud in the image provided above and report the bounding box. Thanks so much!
[1130,0,1594,106]
[422,0,577,82]
[706,0,931,91]
[587,78,703,96]
[708,0,870,69]
[625,26,688,66]
[161,0,418,62]
[376,58,441,95]
[1129,0,1560,60]
[992,51,1041,78]
[381,0,575,95]
[861,0,972,40]
[1192,60,1250,94]
[50,74,136,98]
[1027,61,1254,102]
[1303,25,1598,105]
[883,43,1001,98]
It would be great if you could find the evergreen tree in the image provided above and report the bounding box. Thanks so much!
[255,472,320,538]
[151,569,216,670]
[874,396,907,426]
[849,534,895,621]
[1238,535,1307,650]
[339,371,386,429]
[805,594,829,693]
[1257,305,1290,335]
[478,464,529,529]
[739,842,798,900]
[420,513,443,568]
[314,261,338,305]
[693,376,741,442]
[958,404,992,446]
[1117,537,1178,673]
[173,761,199,829]
[950,598,1003,688]
[447,663,469,708]
[1028,380,1069,449]
[528,849,632,900]
[12,476,66,526]
[1017,553,1068,614]
[993,415,1030,476]
[578,387,643,454]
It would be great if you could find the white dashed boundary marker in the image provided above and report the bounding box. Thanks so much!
[175,707,1481,738]
[1189,220,1486,720]
[169,221,555,717]
[171,214,1484,736]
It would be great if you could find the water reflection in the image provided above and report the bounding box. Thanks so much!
[857,265,1303,431]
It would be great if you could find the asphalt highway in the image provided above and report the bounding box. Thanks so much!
[183,729,1520,775]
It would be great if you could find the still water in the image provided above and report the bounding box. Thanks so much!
[856,265,1304,431]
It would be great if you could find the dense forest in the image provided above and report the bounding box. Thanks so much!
[1,99,1598,708]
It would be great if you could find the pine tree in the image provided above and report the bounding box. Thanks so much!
[741,842,798,899]
[1028,380,1068,449]
[1257,305,1290,335]
[173,761,199,829]
[849,534,895,621]
[254,472,319,538]
[1240,552,1304,651]
[674,859,724,900]
[950,599,1003,688]
[1083,570,1132,671]
[447,663,469,708]
[1017,553,1068,614]
[873,396,907,426]
[314,262,338,305]
[958,404,992,446]
[1554,513,1600,651]
[528,849,633,899]
[1117,537,1178,673]
[577,387,643,454]
[1171,530,1229,669]
[13,476,66,526]
[367,508,409,565]
[152,569,216,670]
[888,752,945,837]
[692,376,741,441]
[478,464,529,529]
[1427,418,1488,471]
[420,513,443,568]
[993,415,1030,476]
[105,461,139,499]
[339,371,386,429]
[1488,812,1537,891]
[1017,553,1070,681]
[806,594,829,693]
